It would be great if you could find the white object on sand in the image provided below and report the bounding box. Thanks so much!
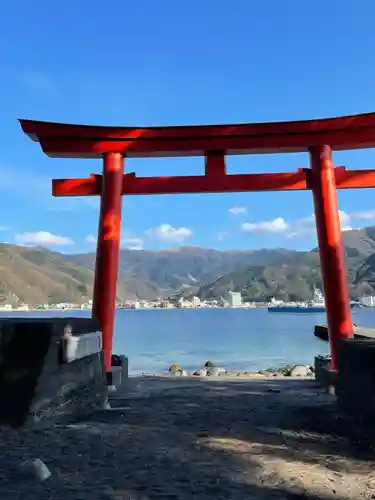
[103,396,111,409]
[21,458,51,481]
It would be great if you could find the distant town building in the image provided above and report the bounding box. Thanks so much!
[0,304,12,311]
[161,300,173,308]
[360,295,375,307]
[17,304,30,311]
[269,297,284,306]
[228,291,242,307]
[192,296,201,308]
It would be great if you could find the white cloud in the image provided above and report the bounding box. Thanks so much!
[121,237,144,250]
[218,231,230,241]
[85,235,97,244]
[286,214,317,239]
[15,231,75,246]
[288,210,352,238]
[292,215,315,234]
[147,224,193,242]
[240,210,355,239]
[338,210,352,231]
[229,206,247,215]
[351,209,375,221]
[241,217,289,234]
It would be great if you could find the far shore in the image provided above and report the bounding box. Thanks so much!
[0,305,271,313]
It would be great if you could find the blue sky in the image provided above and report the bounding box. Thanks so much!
[1,0,375,253]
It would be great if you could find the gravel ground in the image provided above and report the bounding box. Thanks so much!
[0,376,374,499]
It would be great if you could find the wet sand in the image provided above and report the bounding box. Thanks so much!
[1,376,374,499]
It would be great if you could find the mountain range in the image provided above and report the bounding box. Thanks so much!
[2,226,375,305]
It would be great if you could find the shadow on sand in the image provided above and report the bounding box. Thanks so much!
[0,377,374,499]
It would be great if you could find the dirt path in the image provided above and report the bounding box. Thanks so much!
[1,376,374,499]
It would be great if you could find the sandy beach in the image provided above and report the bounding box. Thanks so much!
[1,375,374,499]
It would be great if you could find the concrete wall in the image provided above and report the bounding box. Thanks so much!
[0,317,107,429]
[108,354,128,389]
[314,355,333,386]
[336,338,375,424]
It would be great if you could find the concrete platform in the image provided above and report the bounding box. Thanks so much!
[336,338,375,424]
[314,355,336,392]
[314,324,375,341]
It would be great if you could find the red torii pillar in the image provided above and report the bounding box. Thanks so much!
[92,152,124,371]
[310,146,353,370]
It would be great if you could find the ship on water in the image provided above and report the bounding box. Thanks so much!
[268,288,326,313]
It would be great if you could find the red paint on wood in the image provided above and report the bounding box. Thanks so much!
[52,168,375,197]
[310,146,353,371]
[92,153,124,372]
[52,174,102,196]
[20,112,375,158]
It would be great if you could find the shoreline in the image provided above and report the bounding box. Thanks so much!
[135,360,318,379]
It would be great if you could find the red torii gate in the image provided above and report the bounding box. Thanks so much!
[19,112,375,374]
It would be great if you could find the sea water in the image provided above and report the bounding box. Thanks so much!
[2,307,374,375]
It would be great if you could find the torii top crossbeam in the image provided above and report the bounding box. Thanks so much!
[20,112,375,158]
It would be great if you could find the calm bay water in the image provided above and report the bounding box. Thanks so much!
[2,307,375,374]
